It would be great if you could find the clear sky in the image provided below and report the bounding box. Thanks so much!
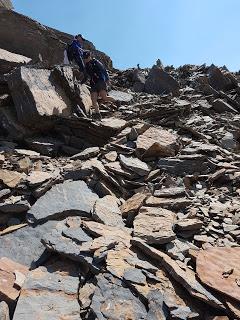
[13,0,240,71]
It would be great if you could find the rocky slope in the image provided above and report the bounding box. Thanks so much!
[0,8,240,320]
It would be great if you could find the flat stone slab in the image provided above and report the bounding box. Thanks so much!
[13,265,81,320]
[119,154,150,176]
[108,90,133,102]
[197,247,240,302]
[71,147,100,160]
[27,180,98,223]
[0,48,31,74]
[133,206,176,244]
[0,221,57,268]
[92,195,124,227]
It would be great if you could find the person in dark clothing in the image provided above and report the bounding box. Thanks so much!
[67,34,86,73]
[83,51,115,117]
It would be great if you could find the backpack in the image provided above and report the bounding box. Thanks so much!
[66,43,75,62]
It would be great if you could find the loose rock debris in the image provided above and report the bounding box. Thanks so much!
[0,5,240,320]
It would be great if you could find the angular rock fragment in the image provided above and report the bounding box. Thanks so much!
[0,48,31,74]
[92,195,124,227]
[0,169,26,188]
[71,147,100,160]
[136,127,180,158]
[27,171,52,187]
[175,219,203,231]
[108,90,133,102]
[120,193,147,218]
[166,238,197,261]
[197,247,240,302]
[212,99,238,114]
[90,273,147,319]
[145,66,180,95]
[133,206,176,244]
[146,196,192,210]
[27,180,98,223]
[13,265,81,320]
[0,257,28,303]
[208,65,237,91]
[154,187,186,198]
[119,154,150,176]
[0,196,30,214]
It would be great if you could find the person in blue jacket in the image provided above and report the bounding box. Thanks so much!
[67,34,86,73]
[83,51,115,118]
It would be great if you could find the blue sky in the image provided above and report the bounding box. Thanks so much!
[13,0,240,71]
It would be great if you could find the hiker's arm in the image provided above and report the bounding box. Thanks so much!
[96,60,109,82]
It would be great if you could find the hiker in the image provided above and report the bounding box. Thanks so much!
[64,34,88,83]
[83,51,115,118]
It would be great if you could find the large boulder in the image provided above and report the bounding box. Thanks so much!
[8,66,91,126]
[145,66,180,95]
[0,0,13,9]
[0,9,112,68]
[208,65,238,91]
[0,48,31,74]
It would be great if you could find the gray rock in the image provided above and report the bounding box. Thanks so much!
[133,206,176,245]
[158,156,216,176]
[145,66,180,96]
[62,227,92,243]
[41,229,97,271]
[90,273,147,320]
[166,239,197,261]
[0,48,30,75]
[147,290,168,320]
[13,265,81,320]
[119,154,150,176]
[123,268,146,285]
[220,132,237,151]
[0,301,10,320]
[92,195,124,228]
[0,189,10,200]
[208,65,237,91]
[71,147,100,160]
[175,219,203,231]
[212,99,238,113]
[171,306,199,320]
[25,137,63,156]
[108,90,133,103]
[0,221,57,268]
[27,180,98,224]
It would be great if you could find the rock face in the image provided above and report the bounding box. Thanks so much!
[136,127,180,158]
[27,181,98,223]
[145,66,180,95]
[0,0,12,9]
[0,48,31,74]
[133,206,176,244]
[8,66,91,126]
[0,9,112,67]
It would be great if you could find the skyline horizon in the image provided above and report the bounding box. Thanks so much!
[12,0,240,72]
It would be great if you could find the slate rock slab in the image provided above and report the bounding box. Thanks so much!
[133,206,176,244]
[0,221,57,268]
[90,273,147,319]
[12,266,81,320]
[119,154,150,176]
[108,90,133,103]
[27,180,98,223]
[92,195,124,228]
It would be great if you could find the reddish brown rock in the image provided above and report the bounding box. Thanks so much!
[197,247,240,302]
[120,193,147,218]
[0,257,28,303]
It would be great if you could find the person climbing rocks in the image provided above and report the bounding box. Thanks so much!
[64,34,88,83]
[83,51,115,119]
